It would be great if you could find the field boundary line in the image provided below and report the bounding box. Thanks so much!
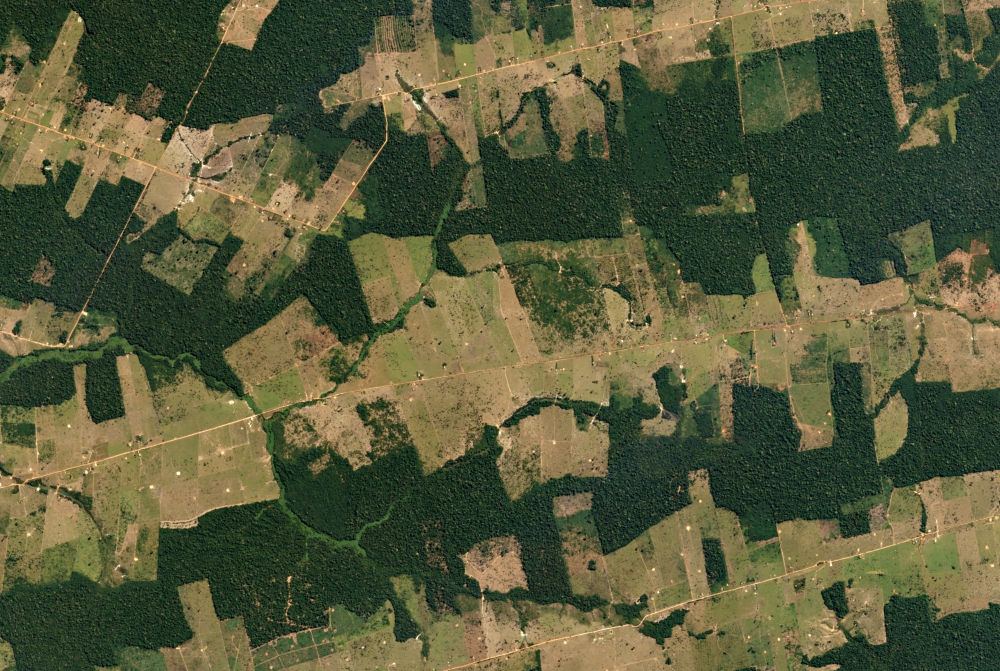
[2,304,941,490]
[328,0,831,110]
[768,18,795,120]
[65,168,158,344]
[322,98,390,229]
[177,0,244,128]
[440,512,1000,671]
[0,0,835,237]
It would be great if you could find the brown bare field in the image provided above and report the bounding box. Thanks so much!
[554,492,593,518]
[225,296,336,392]
[218,0,280,49]
[843,586,887,644]
[919,310,1000,391]
[937,248,1000,317]
[878,25,910,129]
[280,386,401,468]
[461,536,529,593]
[791,222,908,322]
[400,369,516,471]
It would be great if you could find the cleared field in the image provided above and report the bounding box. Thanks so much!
[791,222,908,323]
[224,296,337,394]
[460,536,528,593]
[497,405,608,497]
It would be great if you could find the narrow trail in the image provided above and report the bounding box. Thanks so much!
[64,168,158,344]
[177,0,244,128]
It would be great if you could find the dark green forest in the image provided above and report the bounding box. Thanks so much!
[748,29,1000,292]
[84,349,125,423]
[0,573,191,671]
[1,0,228,122]
[977,9,1000,66]
[0,163,125,311]
[345,118,469,240]
[0,358,76,407]
[620,58,762,296]
[592,362,882,553]
[881,371,1000,486]
[185,0,412,126]
[2,0,411,125]
[271,99,387,186]
[440,85,628,252]
[701,537,728,590]
[888,1,941,87]
[809,596,1000,670]
[3,352,1000,666]
[821,581,849,619]
[639,608,688,644]
[158,501,417,647]
[433,0,473,44]
[89,213,372,394]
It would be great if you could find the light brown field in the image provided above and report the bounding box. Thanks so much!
[791,222,908,322]
[461,536,529,593]
[554,492,593,518]
[218,0,280,49]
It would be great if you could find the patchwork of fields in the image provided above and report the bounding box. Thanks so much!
[1,0,1000,668]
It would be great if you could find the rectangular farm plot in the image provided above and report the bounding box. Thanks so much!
[169,581,235,671]
[500,241,615,358]
[791,383,835,449]
[350,233,400,322]
[224,296,338,392]
[770,3,817,45]
[889,220,936,275]
[557,504,614,601]
[30,365,131,476]
[226,210,295,295]
[141,234,218,295]
[810,0,853,35]
[755,329,791,388]
[399,369,517,471]
[351,233,429,323]
[779,41,822,119]
[145,363,254,441]
[391,302,461,381]
[118,354,160,445]
[739,49,792,133]
[450,234,503,273]
[177,190,250,244]
[497,405,608,498]
[159,418,278,526]
[252,367,306,412]
[868,314,919,403]
[251,135,295,206]
[777,517,893,572]
[427,271,521,371]
[135,170,190,227]
[919,532,968,615]
[733,10,777,55]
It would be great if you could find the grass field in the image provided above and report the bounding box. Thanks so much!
[8,5,1000,669]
